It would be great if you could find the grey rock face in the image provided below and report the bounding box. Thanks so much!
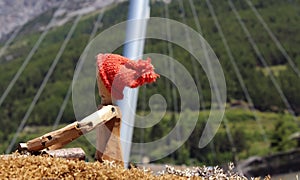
[0,0,126,41]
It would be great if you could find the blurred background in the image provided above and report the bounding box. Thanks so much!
[0,0,299,178]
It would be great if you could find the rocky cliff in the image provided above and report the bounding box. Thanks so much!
[0,0,125,41]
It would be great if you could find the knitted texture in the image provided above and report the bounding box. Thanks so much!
[97,53,159,99]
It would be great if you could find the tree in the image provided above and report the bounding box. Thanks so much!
[270,116,298,152]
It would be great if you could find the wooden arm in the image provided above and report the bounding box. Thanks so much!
[18,105,121,152]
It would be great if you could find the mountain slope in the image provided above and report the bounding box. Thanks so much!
[0,0,126,40]
[0,0,299,165]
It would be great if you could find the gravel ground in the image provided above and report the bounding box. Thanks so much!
[0,153,271,179]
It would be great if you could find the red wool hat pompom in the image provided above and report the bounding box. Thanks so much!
[97,53,159,99]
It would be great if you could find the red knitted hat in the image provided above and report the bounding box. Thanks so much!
[97,53,159,99]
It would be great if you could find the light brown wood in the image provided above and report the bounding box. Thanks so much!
[95,76,124,167]
[97,73,114,105]
[95,117,123,165]
[45,148,86,160]
[24,122,83,152]
[19,105,121,153]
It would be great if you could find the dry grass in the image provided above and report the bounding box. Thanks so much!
[0,153,271,180]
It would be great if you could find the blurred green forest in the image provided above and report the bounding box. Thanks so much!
[0,0,300,165]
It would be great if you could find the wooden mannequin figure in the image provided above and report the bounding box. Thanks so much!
[95,54,159,166]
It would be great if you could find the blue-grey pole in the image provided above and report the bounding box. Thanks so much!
[117,0,150,167]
